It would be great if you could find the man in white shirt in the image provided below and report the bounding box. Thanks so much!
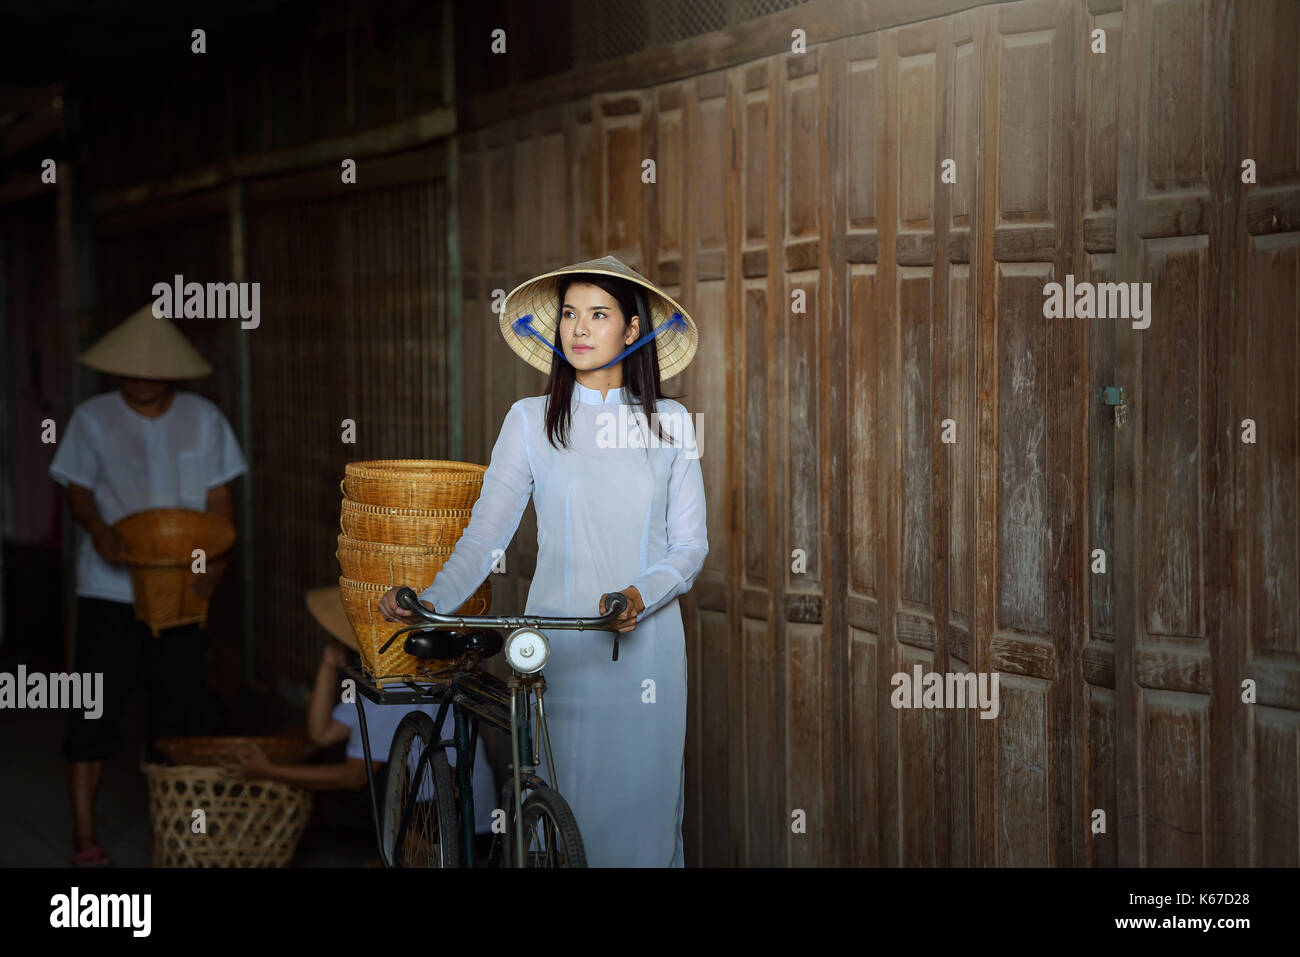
[47,304,248,866]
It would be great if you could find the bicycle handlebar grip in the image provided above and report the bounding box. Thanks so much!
[600,592,629,662]
[395,586,422,613]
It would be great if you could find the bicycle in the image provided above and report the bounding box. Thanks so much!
[345,585,629,868]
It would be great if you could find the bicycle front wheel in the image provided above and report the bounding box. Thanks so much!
[382,711,461,868]
[503,785,587,868]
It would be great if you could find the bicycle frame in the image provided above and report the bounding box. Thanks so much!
[349,586,628,868]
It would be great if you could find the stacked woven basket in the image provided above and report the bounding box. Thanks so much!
[336,459,491,685]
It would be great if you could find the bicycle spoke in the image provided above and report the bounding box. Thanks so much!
[383,714,460,868]
[405,741,438,866]
[525,805,561,866]
[511,788,585,867]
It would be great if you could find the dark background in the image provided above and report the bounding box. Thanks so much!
[2,0,1297,869]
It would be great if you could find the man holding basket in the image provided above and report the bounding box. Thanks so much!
[48,305,248,867]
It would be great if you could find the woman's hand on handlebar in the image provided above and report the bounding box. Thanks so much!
[378,585,433,623]
[601,586,645,634]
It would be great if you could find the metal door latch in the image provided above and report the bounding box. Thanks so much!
[1098,386,1127,430]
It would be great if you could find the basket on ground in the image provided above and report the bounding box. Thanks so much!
[154,736,311,768]
[143,736,313,867]
[341,459,486,510]
[114,508,236,637]
[338,575,491,684]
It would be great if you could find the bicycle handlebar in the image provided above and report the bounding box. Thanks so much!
[392,585,627,631]
[380,585,632,662]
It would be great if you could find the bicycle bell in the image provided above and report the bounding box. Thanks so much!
[504,627,550,673]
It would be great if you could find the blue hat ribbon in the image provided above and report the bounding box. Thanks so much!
[511,311,687,370]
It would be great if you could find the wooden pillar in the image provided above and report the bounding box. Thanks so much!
[0,223,8,650]
[57,100,97,669]
[230,179,256,687]
[444,0,463,461]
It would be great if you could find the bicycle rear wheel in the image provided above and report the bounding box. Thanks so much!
[502,785,586,868]
[382,712,461,868]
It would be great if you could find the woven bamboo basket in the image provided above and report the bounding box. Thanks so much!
[336,534,466,586]
[339,499,474,547]
[341,459,486,510]
[338,576,491,685]
[154,736,311,768]
[114,509,237,637]
[143,736,313,867]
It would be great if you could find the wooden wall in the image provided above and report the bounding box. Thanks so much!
[455,0,1300,866]
[242,149,455,700]
[1,196,62,549]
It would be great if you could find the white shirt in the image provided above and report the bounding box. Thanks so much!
[331,695,498,834]
[417,380,708,865]
[48,389,248,603]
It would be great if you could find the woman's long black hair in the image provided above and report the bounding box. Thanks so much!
[543,272,681,451]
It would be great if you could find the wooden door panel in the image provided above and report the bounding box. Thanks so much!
[788,622,827,866]
[899,646,942,865]
[1136,235,1207,639]
[1252,708,1300,866]
[1242,0,1300,236]
[946,261,974,630]
[601,101,646,257]
[900,268,935,609]
[1245,231,1300,865]
[976,0,1078,866]
[682,70,742,866]
[996,676,1053,865]
[849,628,881,864]
[786,270,822,590]
[784,261,825,861]
[1142,691,1210,865]
[699,605,733,865]
[1247,237,1299,663]
[775,45,830,867]
[734,54,787,868]
[1083,7,1124,252]
[945,9,981,868]
[996,264,1052,638]
[1084,250,1121,866]
[1086,687,1120,866]
[848,268,879,597]
[893,17,951,865]
[843,30,886,866]
[656,90,685,263]
[1114,0,1239,866]
[746,614,784,866]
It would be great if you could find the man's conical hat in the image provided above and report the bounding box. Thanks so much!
[79,304,213,380]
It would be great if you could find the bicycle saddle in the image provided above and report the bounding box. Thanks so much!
[404,628,503,661]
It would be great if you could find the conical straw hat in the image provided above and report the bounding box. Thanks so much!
[79,304,213,380]
[498,255,698,380]
[306,585,359,652]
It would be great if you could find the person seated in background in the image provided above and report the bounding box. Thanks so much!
[223,588,498,862]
